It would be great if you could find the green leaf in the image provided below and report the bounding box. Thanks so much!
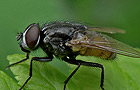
[7,54,79,90]
[0,70,19,90]
[7,54,140,90]
[76,55,140,90]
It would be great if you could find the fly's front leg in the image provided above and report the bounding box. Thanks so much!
[6,53,29,69]
[64,59,105,90]
[19,56,53,90]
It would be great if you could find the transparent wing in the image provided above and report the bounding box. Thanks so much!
[88,27,125,34]
[68,30,140,58]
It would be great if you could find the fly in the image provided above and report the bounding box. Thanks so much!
[6,21,140,90]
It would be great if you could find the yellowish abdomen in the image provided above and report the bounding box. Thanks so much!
[72,46,116,59]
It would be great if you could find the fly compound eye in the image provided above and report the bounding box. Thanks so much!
[22,23,40,50]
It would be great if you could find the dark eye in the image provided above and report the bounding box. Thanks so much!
[22,23,40,50]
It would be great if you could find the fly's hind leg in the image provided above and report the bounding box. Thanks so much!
[63,59,105,90]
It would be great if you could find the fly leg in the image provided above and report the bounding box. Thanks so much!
[64,64,81,90]
[19,56,53,90]
[6,53,29,69]
[76,60,105,90]
[64,59,105,90]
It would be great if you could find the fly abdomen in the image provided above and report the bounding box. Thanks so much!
[71,45,116,59]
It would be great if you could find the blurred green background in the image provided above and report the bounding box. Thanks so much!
[0,0,140,83]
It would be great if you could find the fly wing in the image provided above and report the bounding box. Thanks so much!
[88,27,125,34]
[67,30,140,58]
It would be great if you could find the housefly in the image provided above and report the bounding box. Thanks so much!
[6,21,140,90]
